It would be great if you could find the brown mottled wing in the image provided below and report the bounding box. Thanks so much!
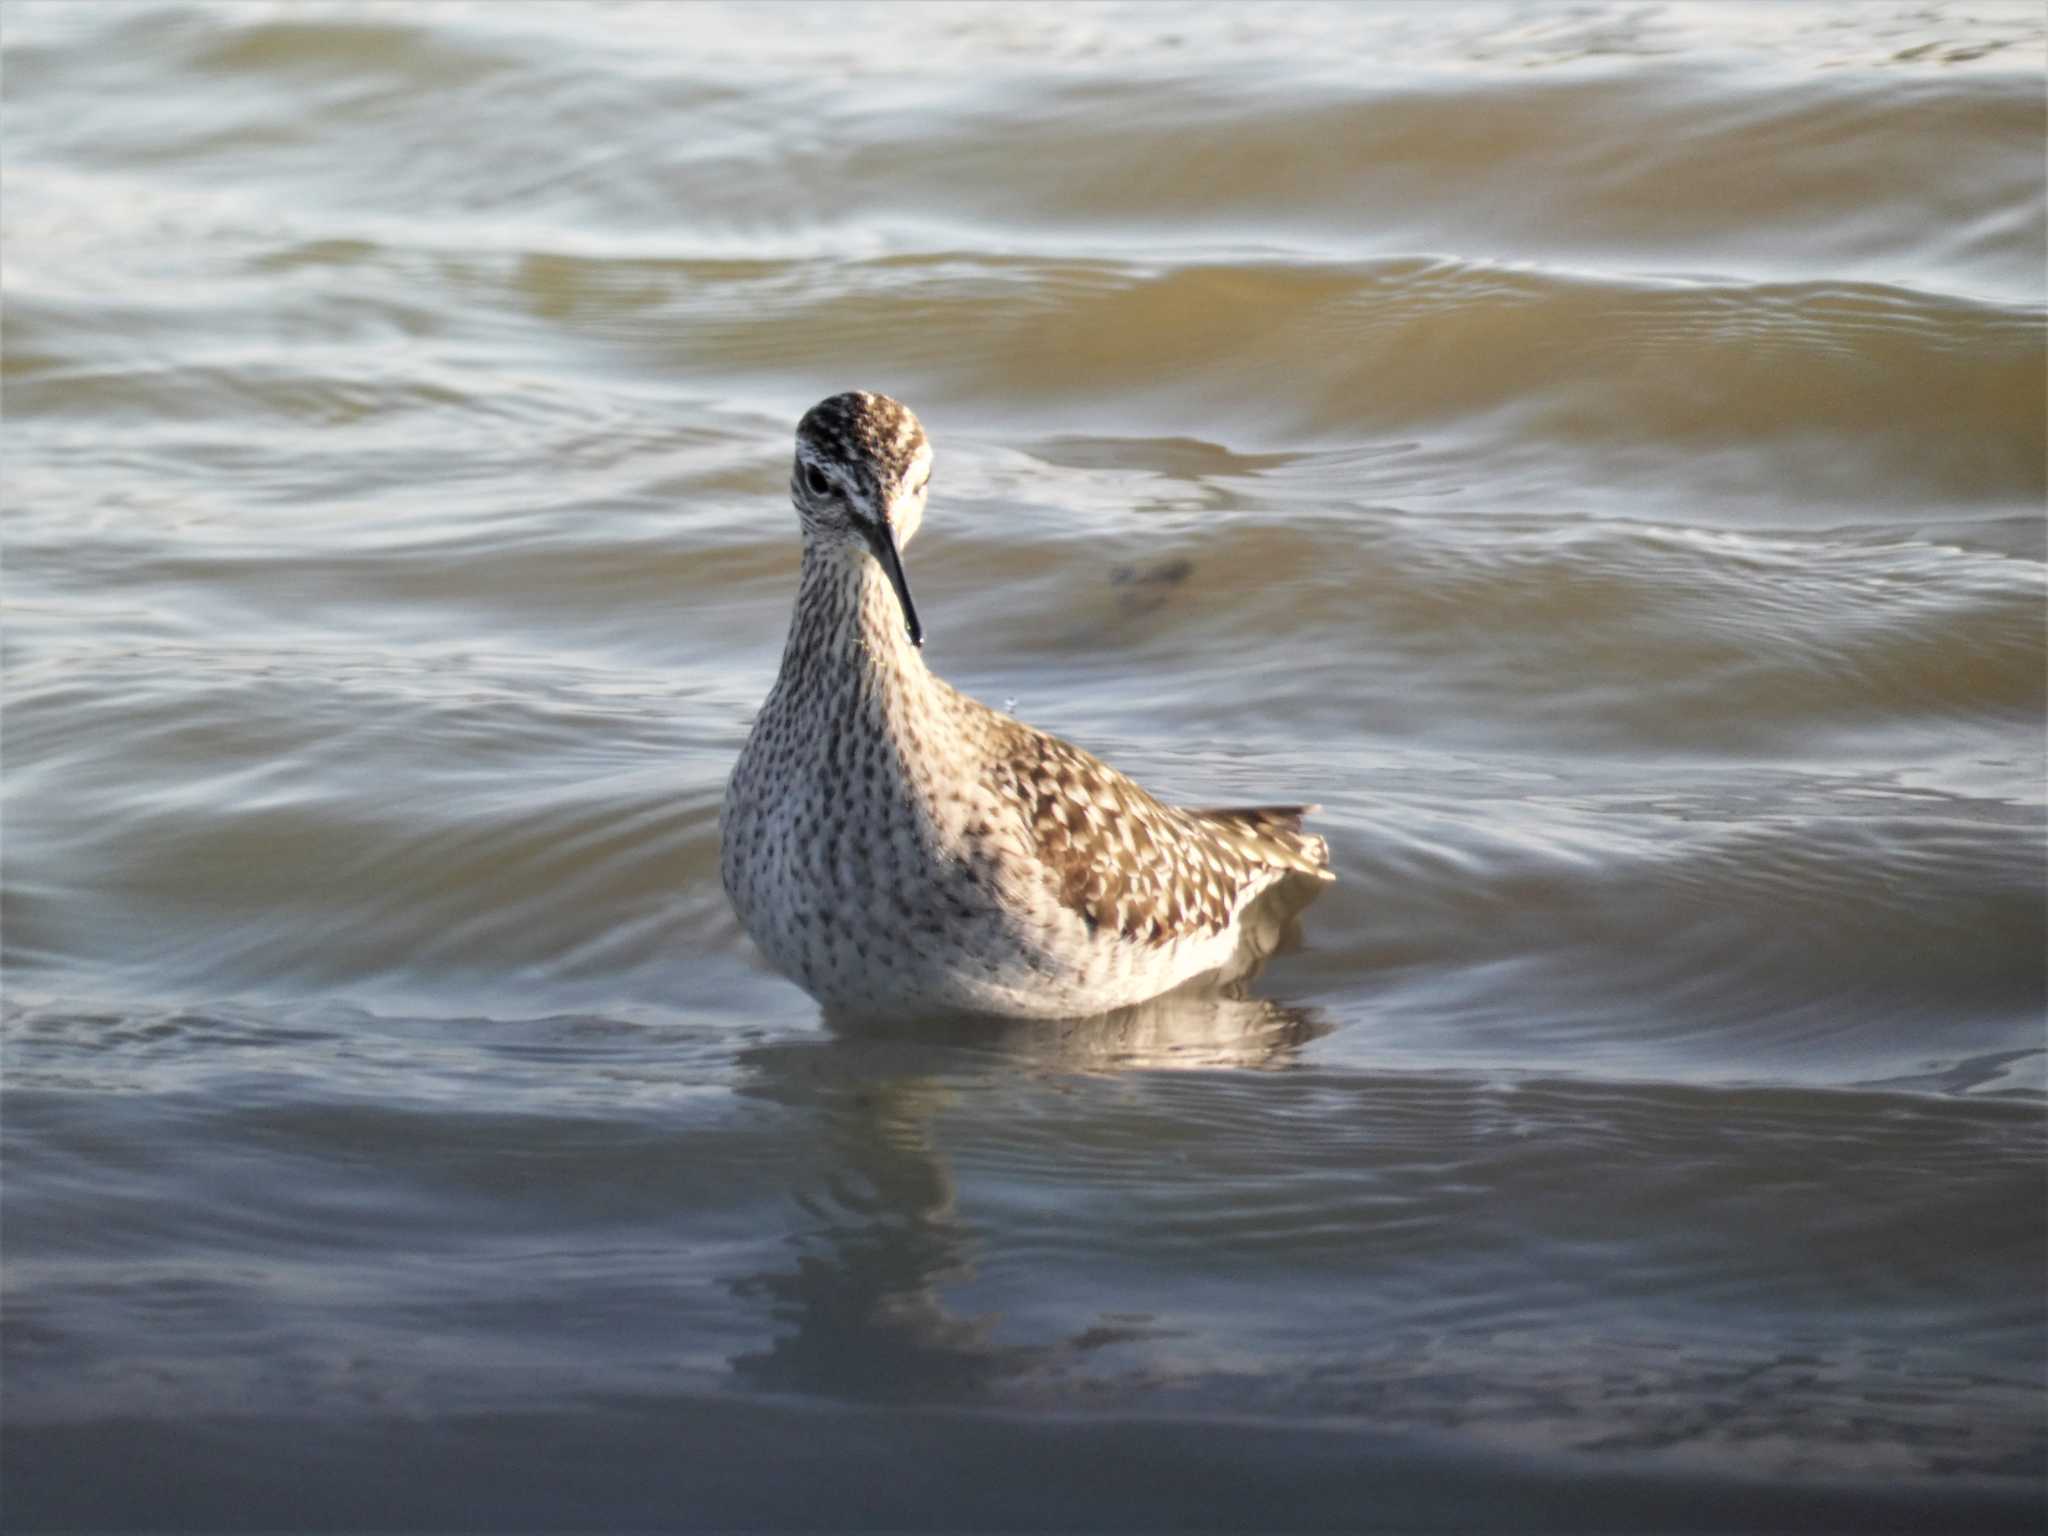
[988,726,1331,946]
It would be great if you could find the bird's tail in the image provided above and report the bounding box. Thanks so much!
[1191,804,1334,881]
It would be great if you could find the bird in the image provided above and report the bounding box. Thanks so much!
[720,391,1332,1021]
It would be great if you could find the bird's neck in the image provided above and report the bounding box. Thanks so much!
[773,539,929,707]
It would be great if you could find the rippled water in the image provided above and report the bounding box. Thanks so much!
[4,1,2045,1528]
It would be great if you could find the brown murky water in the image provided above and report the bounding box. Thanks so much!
[4,2,2044,1529]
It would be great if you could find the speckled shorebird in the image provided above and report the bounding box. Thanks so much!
[720,391,1332,1020]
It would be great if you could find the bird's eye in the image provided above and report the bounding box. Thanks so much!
[804,465,831,497]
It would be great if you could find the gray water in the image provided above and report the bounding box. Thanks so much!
[3,2,2045,1529]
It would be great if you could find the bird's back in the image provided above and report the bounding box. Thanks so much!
[949,689,1331,951]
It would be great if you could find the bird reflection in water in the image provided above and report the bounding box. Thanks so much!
[728,896,1329,1403]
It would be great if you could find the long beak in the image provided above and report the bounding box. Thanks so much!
[867,520,924,648]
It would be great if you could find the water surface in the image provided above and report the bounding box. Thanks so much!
[3,2,2045,1528]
